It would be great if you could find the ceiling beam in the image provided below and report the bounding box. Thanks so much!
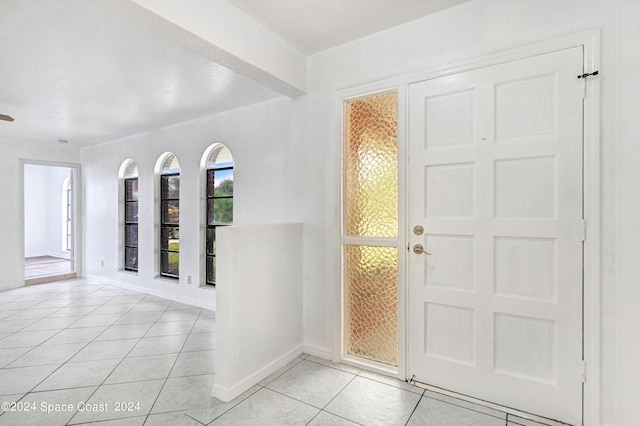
[89,0,307,97]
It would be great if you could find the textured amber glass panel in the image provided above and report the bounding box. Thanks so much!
[346,245,398,366]
[346,93,398,237]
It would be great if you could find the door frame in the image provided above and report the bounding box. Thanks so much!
[20,159,83,284]
[334,29,601,425]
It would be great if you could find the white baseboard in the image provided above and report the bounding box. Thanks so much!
[25,252,49,258]
[0,281,22,292]
[303,343,333,360]
[83,274,215,310]
[25,251,70,260]
[212,344,303,403]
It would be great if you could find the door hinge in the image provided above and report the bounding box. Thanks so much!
[580,360,587,383]
[580,219,587,241]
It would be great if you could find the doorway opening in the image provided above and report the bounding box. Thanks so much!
[23,163,78,285]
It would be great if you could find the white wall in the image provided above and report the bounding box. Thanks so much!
[214,223,303,402]
[612,1,640,424]
[24,164,72,259]
[81,97,296,309]
[0,139,81,290]
[24,164,50,257]
[296,0,634,424]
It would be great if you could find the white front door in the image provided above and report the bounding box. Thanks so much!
[408,46,584,424]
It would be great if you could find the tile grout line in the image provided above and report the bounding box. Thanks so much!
[422,392,511,421]
[40,285,159,424]
[202,354,298,424]
[0,281,215,425]
[0,282,120,423]
[318,372,358,413]
[258,356,306,388]
[66,291,185,425]
[197,384,260,425]
[142,305,204,424]
[403,392,424,426]
[304,356,363,375]
[28,283,136,425]
[318,373,367,426]
[1,282,118,372]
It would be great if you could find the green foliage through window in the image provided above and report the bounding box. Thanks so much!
[160,171,179,278]
[206,150,233,286]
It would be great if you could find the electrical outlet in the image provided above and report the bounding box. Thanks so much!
[187,275,192,284]
[100,260,104,267]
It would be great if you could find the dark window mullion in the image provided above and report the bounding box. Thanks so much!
[206,163,233,286]
[124,177,139,272]
[160,173,179,278]
[206,169,215,285]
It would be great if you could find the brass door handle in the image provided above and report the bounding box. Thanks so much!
[413,244,432,255]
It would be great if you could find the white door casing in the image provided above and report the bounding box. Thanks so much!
[408,46,584,424]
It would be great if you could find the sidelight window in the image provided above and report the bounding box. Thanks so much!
[342,91,399,366]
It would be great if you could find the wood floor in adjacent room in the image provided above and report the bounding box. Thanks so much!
[24,256,72,280]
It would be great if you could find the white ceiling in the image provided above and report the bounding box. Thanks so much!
[0,0,470,147]
[229,0,471,54]
[0,0,281,146]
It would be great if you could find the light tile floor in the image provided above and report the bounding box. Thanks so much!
[0,279,556,426]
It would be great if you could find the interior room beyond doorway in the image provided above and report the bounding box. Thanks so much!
[23,163,77,284]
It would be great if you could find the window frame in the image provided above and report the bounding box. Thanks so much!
[341,90,400,368]
[124,177,139,272]
[205,163,233,286]
[160,172,180,278]
[65,183,72,252]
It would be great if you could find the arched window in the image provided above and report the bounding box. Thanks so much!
[159,153,180,278]
[205,145,233,286]
[122,161,139,272]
